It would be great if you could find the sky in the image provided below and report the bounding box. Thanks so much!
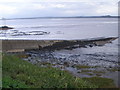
[0,0,119,18]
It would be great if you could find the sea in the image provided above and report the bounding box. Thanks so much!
[0,18,118,40]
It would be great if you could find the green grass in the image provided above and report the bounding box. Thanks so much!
[82,77,116,88]
[73,65,100,70]
[74,65,91,69]
[0,53,2,88]
[2,54,97,88]
[79,70,105,76]
[3,76,29,88]
[107,67,120,72]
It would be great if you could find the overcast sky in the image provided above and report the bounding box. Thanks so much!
[0,0,119,18]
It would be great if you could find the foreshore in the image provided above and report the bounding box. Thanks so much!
[1,37,119,88]
[1,37,118,52]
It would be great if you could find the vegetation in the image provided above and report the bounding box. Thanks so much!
[81,70,105,76]
[0,53,2,88]
[74,64,92,69]
[107,67,120,72]
[82,77,116,88]
[2,54,116,88]
[3,76,28,88]
[2,54,98,88]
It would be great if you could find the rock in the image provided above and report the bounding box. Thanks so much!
[63,62,69,67]
[0,26,14,30]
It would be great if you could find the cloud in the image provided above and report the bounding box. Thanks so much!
[0,0,119,3]
[0,0,118,18]
[32,4,46,10]
[50,4,66,8]
[0,4,17,17]
[96,5,118,15]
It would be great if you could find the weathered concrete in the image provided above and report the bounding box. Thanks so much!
[2,40,61,52]
[1,37,118,52]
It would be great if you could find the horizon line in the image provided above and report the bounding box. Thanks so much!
[0,15,119,20]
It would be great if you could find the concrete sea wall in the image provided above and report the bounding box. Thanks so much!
[1,37,118,52]
[2,40,61,52]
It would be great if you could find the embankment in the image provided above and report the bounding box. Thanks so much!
[1,37,118,52]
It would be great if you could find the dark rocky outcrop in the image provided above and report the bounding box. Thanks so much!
[40,37,118,50]
[0,26,14,30]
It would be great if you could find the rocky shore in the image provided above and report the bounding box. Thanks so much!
[6,36,119,87]
[22,50,119,87]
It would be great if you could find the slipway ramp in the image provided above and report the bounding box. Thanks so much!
[1,37,118,52]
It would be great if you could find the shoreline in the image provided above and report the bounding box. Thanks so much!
[3,54,117,88]
[4,36,119,87]
[11,47,119,87]
[21,50,119,87]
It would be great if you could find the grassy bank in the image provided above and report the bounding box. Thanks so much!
[2,54,116,88]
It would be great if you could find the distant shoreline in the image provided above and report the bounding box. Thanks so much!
[0,16,119,20]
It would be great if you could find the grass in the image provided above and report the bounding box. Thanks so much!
[73,64,100,70]
[107,67,120,72]
[3,76,29,88]
[82,77,116,88]
[39,62,52,66]
[0,53,2,88]
[16,53,30,58]
[92,70,105,76]
[81,70,91,73]
[83,72,93,76]
[2,54,98,88]
[80,70,105,76]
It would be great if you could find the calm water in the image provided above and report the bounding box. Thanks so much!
[0,18,118,40]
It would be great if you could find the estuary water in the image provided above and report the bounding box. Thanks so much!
[0,18,118,40]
